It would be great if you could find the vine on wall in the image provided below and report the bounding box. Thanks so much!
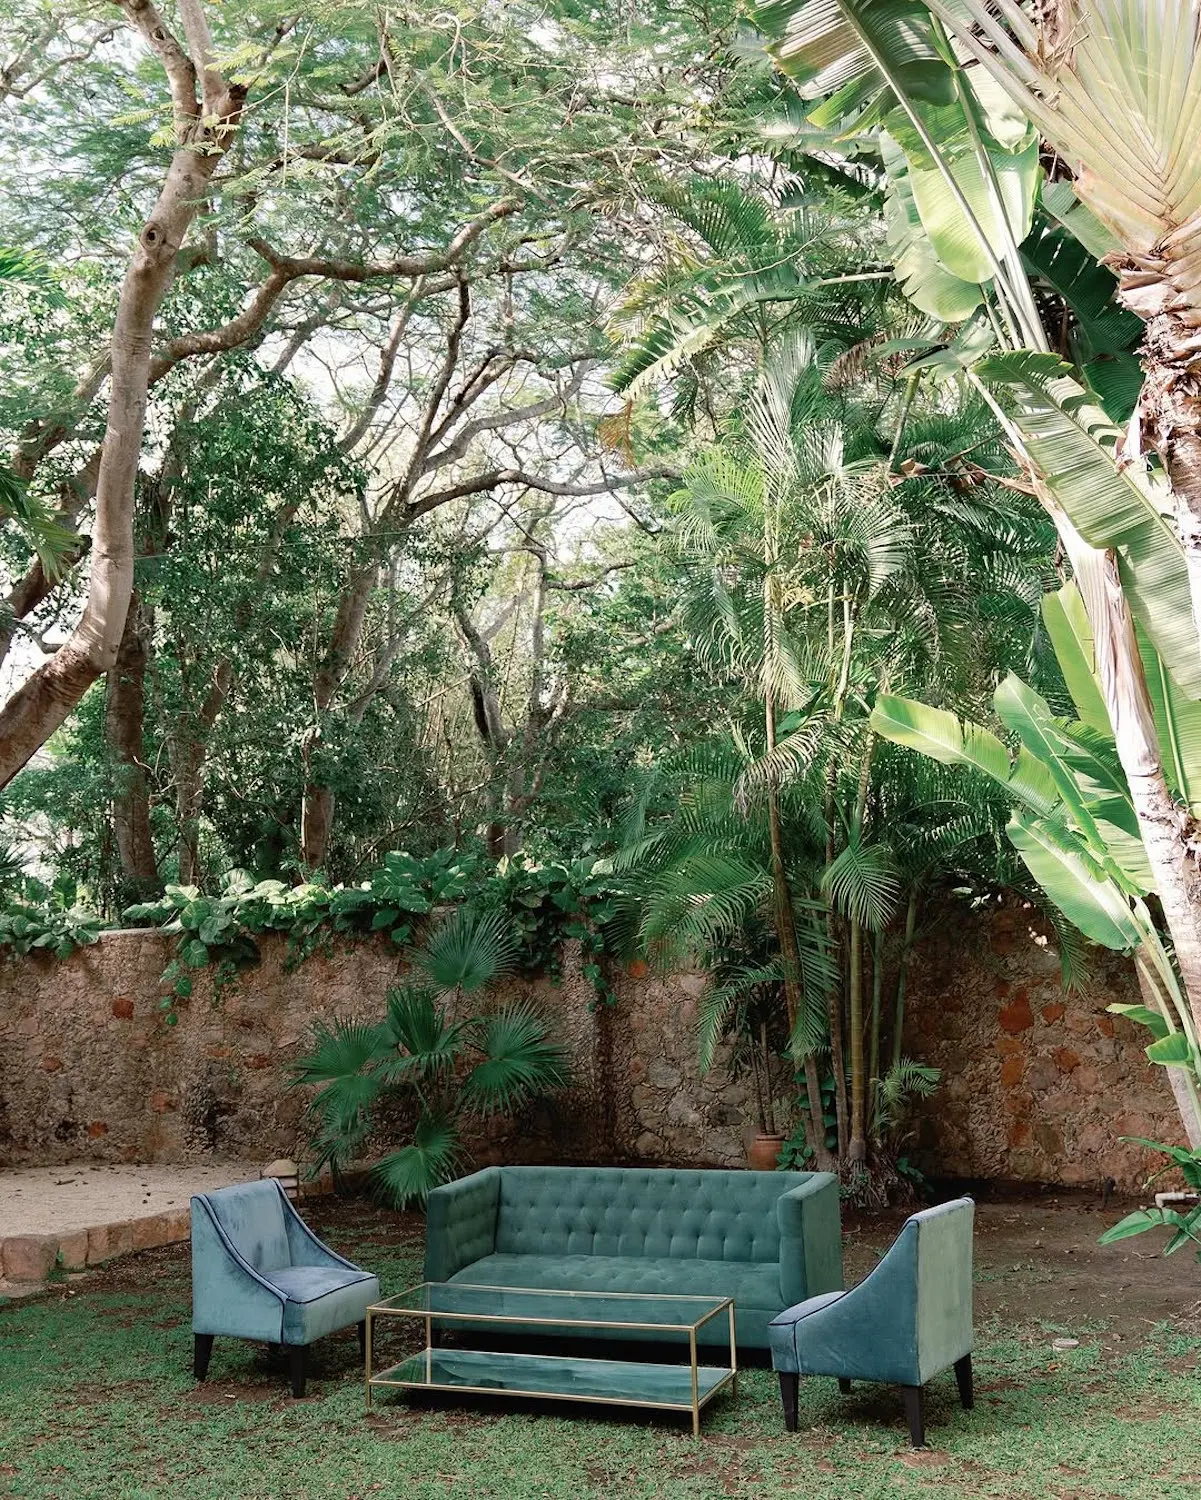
[0,852,625,1022]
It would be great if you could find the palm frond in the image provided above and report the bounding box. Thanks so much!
[697,962,783,1072]
[379,983,465,1080]
[416,907,516,993]
[372,1112,463,1207]
[462,1003,570,1115]
[822,833,900,930]
[291,1019,387,1085]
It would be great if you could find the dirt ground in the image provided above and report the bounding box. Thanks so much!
[846,1190,1200,1341]
[45,1184,1198,1345]
[0,1161,262,1237]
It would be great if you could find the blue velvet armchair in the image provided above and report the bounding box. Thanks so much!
[769,1198,974,1446]
[191,1180,380,1397]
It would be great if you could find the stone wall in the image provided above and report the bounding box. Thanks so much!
[903,903,1183,1188]
[0,906,1184,1189]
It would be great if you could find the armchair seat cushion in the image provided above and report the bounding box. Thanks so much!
[264,1265,380,1345]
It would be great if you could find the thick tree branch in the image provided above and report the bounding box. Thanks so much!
[409,463,677,518]
[245,197,518,283]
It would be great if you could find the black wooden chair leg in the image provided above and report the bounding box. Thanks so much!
[193,1334,214,1381]
[902,1385,926,1448]
[288,1345,307,1399]
[778,1371,799,1433]
[954,1353,974,1410]
[357,1321,367,1360]
[837,1378,852,1394]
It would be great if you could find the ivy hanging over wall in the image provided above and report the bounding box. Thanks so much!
[0,852,626,1023]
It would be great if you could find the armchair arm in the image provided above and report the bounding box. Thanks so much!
[777,1172,843,1305]
[279,1187,363,1272]
[424,1167,501,1282]
[191,1196,286,1342]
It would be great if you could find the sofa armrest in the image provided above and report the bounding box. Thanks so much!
[423,1167,501,1282]
[777,1172,843,1305]
[191,1196,286,1342]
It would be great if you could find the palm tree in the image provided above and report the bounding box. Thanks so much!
[292,909,569,1204]
[610,172,895,419]
[621,333,1054,1170]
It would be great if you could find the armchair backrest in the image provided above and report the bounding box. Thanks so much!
[198,1180,292,1274]
[908,1198,974,1382]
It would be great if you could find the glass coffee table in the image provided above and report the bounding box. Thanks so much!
[365,1282,737,1436]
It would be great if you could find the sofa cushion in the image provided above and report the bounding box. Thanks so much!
[449,1252,779,1312]
[265,1265,380,1345]
[493,1167,808,1264]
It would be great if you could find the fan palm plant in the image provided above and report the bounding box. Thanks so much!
[292,909,568,1205]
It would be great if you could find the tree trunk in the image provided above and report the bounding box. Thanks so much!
[846,918,866,1163]
[1134,950,1201,1150]
[867,925,885,1144]
[765,677,829,1165]
[300,562,377,870]
[1115,280,1201,652]
[174,659,232,885]
[822,763,850,1159]
[104,590,159,899]
[0,7,243,787]
[846,737,874,1165]
[891,890,919,1071]
[0,457,101,670]
[1071,541,1201,1043]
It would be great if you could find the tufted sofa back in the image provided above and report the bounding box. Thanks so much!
[493,1166,814,1264]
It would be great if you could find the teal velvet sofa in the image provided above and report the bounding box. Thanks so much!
[424,1165,843,1348]
[769,1198,975,1446]
[191,1179,380,1397]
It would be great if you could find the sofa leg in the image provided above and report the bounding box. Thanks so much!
[289,1345,307,1399]
[954,1353,974,1410]
[193,1334,214,1382]
[357,1321,367,1360]
[902,1385,925,1448]
[837,1379,852,1395]
[778,1372,799,1433]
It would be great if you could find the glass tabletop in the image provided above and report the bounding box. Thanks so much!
[369,1281,732,1332]
[372,1348,733,1410]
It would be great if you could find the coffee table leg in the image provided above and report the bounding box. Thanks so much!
[690,1329,700,1438]
[365,1311,373,1409]
[728,1302,737,1396]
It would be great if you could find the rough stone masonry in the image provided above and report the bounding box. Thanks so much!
[0,904,1182,1190]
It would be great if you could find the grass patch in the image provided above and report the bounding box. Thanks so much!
[1,1205,1199,1499]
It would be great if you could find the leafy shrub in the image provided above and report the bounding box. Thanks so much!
[118,850,624,1020]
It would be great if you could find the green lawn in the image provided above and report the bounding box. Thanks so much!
[2,1198,1198,1499]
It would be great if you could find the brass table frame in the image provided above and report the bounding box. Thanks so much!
[365,1282,737,1437]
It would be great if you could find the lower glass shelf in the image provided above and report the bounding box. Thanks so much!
[370,1347,734,1411]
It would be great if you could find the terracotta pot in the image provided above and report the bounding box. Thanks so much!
[747,1133,785,1171]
